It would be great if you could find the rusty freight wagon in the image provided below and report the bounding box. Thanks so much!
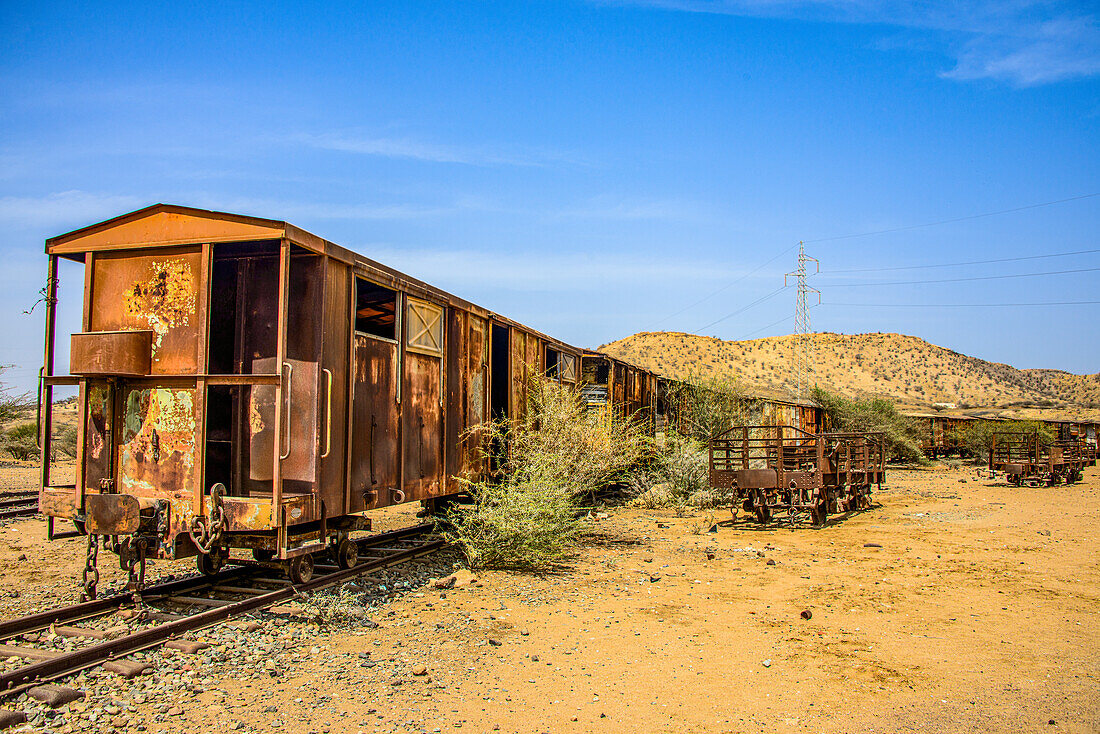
[989,432,1088,486]
[35,204,655,596]
[709,426,885,526]
[579,351,658,429]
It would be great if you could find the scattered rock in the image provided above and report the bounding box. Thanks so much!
[412,665,428,676]
[520,629,529,636]
[707,524,718,533]
[649,574,661,583]
[488,638,502,647]
[863,543,882,548]
[765,559,776,566]
[706,552,716,560]
[762,659,772,668]
[167,706,183,716]
[800,610,813,620]
[530,655,539,662]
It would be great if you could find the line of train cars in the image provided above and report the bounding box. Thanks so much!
[32,205,1099,586]
[35,205,662,592]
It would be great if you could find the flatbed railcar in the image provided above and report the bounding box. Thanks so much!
[35,204,658,594]
[989,432,1088,486]
[708,425,884,526]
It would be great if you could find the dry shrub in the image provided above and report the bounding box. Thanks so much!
[444,376,651,571]
[812,387,927,463]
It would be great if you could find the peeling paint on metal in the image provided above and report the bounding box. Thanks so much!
[123,259,196,356]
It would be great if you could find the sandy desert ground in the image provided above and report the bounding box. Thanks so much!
[0,460,1097,733]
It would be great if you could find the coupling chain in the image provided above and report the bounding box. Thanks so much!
[81,533,100,602]
[189,483,227,555]
[123,536,148,603]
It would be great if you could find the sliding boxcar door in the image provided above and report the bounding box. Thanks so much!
[403,297,444,501]
[319,259,350,517]
[350,279,400,510]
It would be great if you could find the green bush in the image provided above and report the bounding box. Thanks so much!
[2,423,39,461]
[811,387,927,463]
[443,377,651,571]
[951,419,1054,458]
[664,374,750,442]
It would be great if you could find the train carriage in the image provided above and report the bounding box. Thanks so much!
[36,204,656,594]
[709,425,884,526]
[989,431,1087,486]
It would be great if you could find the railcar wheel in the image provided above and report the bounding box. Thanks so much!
[336,538,358,570]
[197,549,225,577]
[288,554,314,584]
[252,548,275,562]
[754,498,771,524]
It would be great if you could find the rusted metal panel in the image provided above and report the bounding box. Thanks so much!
[84,494,141,535]
[403,351,443,500]
[46,205,287,255]
[89,250,202,374]
[351,335,400,508]
[117,386,197,498]
[248,357,318,484]
[39,489,80,519]
[445,309,468,489]
[70,330,153,376]
[83,382,112,492]
[511,330,528,417]
[320,258,351,518]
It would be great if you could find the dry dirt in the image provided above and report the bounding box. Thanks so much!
[1,463,1098,733]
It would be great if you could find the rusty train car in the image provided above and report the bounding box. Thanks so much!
[989,432,1089,486]
[709,425,884,526]
[35,205,658,592]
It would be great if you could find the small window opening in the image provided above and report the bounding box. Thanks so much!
[546,348,561,379]
[356,279,397,340]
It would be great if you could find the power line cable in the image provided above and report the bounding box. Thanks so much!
[827,265,1100,288]
[822,247,1100,274]
[695,286,792,334]
[647,244,799,330]
[803,192,1100,244]
[825,300,1100,307]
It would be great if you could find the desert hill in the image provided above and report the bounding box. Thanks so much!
[599,331,1100,420]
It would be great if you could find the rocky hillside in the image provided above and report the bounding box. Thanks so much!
[600,331,1100,417]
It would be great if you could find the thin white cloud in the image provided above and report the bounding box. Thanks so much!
[605,0,1100,86]
[0,191,144,230]
[291,132,580,167]
[355,244,766,291]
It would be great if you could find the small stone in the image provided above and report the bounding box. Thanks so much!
[104,705,120,715]
[706,552,715,560]
[520,629,529,636]
[530,655,539,662]
[707,524,718,533]
[863,543,882,548]
[800,610,813,620]
[762,659,772,668]
[166,707,182,716]
[412,665,428,676]
[487,638,502,647]
[649,574,661,583]
[765,559,776,566]
[1048,720,1056,726]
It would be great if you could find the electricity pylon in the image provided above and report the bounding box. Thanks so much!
[785,241,819,404]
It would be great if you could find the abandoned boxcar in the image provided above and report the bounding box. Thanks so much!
[35,205,657,592]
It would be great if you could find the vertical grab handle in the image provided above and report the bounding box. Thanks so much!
[320,368,333,459]
[280,362,294,460]
[35,367,44,449]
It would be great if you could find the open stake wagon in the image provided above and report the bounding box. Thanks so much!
[709,425,885,526]
[989,432,1088,486]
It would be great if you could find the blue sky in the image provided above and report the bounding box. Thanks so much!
[1,0,1098,392]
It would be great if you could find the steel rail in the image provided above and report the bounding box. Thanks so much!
[0,523,443,699]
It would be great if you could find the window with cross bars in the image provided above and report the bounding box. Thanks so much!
[406,297,443,357]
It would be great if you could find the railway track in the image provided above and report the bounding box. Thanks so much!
[0,523,445,700]
[0,491,40,521]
